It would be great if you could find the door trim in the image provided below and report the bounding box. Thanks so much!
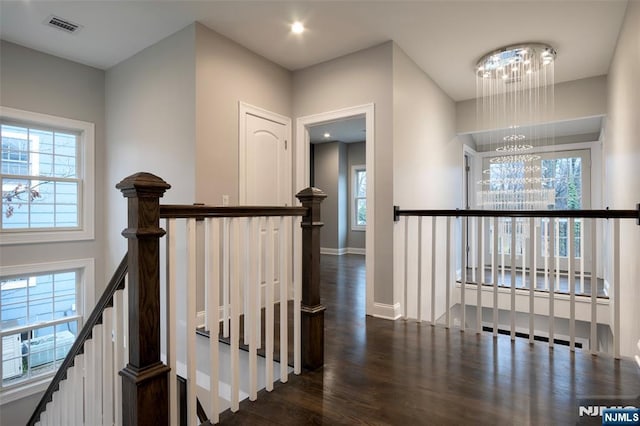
[238,102,292,205]
[295,103,375,317]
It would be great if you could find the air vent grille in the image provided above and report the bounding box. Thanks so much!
[46,15,81,34]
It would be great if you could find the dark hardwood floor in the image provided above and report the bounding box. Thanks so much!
[217,254,640,425]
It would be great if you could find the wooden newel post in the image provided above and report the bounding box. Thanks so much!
[116,172,171,425]
[295,187,327,370]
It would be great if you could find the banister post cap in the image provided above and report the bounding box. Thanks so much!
[295,187,327,202]
[116,172,171,198]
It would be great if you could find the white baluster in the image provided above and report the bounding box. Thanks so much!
[445,216,451,329]
[293,216,302,375]
[206,218,220,424]
[84,325,102,425]
[67,369,74,426]
[57,378,65,426]
[590,218,598,355]
[166,219,178,426]
[113,287,125,425]
[102,307,114,425]
[569,218,576,351]
[279,216,289,382]
[529,218,536,344]
[265,217,274,392]
[430,216,437,325]
[580,219,585,294]
[187,218,198,424]
[230,218,241,411]
[510,217,516,340]
[403,216,409,320]
[492,217,498,336]
[51,391,60,426]
[613,218,620,359]
[477,217,483,334]
[549,219,556,347]
[74,354,84,426]
[417,217,423,323]
[247,217,258,400]
[461,216,467,330]
[223,218,230,339]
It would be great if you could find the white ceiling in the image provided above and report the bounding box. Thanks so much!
[309,117,366,144]
[0,1,629,102]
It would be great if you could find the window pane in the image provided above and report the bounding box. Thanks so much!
[356,198,366,225]
[1,269,78,387]
[356,170,366,197]
[1,333,24,385]
[1,121,81,232]
[542,157,582,210]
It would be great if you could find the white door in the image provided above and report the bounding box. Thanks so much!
[241,109,291,206]
[239,104,292,312]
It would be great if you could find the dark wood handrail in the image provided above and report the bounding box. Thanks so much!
[160,204,307,219]
[28,253,129,426]
[394,205,640,223]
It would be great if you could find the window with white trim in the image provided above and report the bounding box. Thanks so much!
[352,165,366,231]
[0,107,94,245]
[0,259,91,393]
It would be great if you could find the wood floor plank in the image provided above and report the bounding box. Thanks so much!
[217,254,640,425]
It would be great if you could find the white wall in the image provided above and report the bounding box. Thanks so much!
[391,44,461,316]
[456,75,608,134]
[604,1,640,358]
[293,42,394,304]
[105,24,197,275]
[0,40,106,426]
[194,23,292,206]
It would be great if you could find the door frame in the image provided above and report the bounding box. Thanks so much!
[295,103,375,317]
[239,101,292,205]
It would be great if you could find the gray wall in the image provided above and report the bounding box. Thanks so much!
[194,23,292,206]
[314,141,365,252]
[456,75,608,134]
[391,44,460,314]
[105,24,197,276]
[313,142,341,250]
[604,1,640,357]
[293,42,394,305]
[347,142,366,250]
[0,40,105,426]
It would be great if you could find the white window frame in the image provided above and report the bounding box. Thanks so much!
[352,164,366,231]
[0,258,93,405]
[0,106,94,245]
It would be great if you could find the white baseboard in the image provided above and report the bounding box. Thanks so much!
[370,302,402,320]
[321,247,365,255]
[320,247,347,255]
[347,247,365,255]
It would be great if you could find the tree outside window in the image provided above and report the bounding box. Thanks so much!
[352,166,366,230]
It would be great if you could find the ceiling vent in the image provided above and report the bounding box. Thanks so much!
[45,15,82,34]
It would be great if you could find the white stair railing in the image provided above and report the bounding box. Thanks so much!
[30,173,326,426]
[394,206,638,359]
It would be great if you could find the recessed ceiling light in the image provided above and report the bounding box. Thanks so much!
[291,22,304,34]
[324,132,331,138]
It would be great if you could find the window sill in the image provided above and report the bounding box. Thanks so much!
[0,377,49,405]
[351,226,366,232]
[0,228,94,245]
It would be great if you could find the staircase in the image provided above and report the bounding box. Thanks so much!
[28,172,327,425]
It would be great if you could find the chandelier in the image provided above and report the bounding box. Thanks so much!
[475,43,557,210]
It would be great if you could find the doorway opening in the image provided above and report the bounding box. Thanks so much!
[295,104,375,316]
